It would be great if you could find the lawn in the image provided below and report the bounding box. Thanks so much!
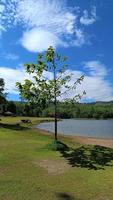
[0,117,113,200]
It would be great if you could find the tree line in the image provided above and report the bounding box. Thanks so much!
[1,99,113,119]
[42,101,113,119]
[0,77,113,119]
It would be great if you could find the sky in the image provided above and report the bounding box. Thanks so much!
[0,0,113,102]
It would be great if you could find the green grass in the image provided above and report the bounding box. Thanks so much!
[0,117,113,200]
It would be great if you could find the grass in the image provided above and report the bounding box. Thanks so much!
[0,117,113,199]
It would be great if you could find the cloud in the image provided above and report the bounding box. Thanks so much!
[73,29,85,47]
[59,61,113,101]
[0,60,113,102]
[79,61,113,101]
[80,6,97,26]
[15,0,77,34]
[0,0,97,52]
[83,61,107,77]
[0,4,6,35]
[16,0,79,51]
[0,66,32,94]
[21,28,66,52]
[82,76,113,101]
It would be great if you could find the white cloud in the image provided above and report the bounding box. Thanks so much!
[15,0,77,34]
[84,61,107,77]
[58,61,113,101]
[16,0,78,51]
[0,0,97,52]
[73,29,85,47]
[79,61,113,101]
[80,6,97,26]
[21,28,66,52]
[0,4,6,35]
[82,76,113,101]
[0,66,32,94]
[0,60,113,102]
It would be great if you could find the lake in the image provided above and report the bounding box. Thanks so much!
[37,119,113,139]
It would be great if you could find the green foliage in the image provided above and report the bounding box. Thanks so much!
[0,78,6,104]
[42,101,113,119]
[0,78,7,115]
[0,78,4,94]
[16,46,85,113]
[6,101,17,114]
[1,100,113,119]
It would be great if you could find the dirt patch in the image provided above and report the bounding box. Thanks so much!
[0,170,5,176]
[34,159,71,175]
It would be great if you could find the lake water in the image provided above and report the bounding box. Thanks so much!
[37,119,113,139]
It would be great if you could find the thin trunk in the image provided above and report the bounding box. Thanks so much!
[53,58,57,141]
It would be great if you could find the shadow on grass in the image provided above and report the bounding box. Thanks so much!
[56,192,80,200]
[58,142,113,170]
[0,122,29,131]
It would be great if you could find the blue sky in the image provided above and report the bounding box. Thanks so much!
[0,0,113,102]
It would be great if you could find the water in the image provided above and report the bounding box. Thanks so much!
[37,119,113,139]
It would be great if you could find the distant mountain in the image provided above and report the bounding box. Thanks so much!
[81,101,113,105]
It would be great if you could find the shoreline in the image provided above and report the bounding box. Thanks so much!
[34,127,113,149]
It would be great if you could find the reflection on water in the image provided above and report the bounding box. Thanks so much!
[37,119,113,139]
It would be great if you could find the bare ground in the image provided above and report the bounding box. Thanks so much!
[34,159,70,175]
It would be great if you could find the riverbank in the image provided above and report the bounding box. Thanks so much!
[71,135,113,148]
[1,116,113,148]
[34,126,113,149]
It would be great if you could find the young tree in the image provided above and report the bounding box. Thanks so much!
[16,46,85,141]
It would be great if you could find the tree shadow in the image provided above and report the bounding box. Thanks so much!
[56,192,81,200]
[59,142,113,170]
[0,122,29,131]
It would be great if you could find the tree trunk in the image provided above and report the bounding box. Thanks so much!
[53,58,57,141]
[54,96,57,141]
